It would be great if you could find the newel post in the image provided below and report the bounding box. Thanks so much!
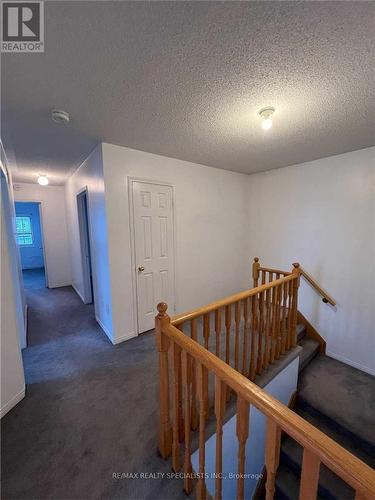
[155,302,172,458]
[252,257,260,288]
[291,263,301,347]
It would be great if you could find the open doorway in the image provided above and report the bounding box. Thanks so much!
[77,189,94,304]
[15,201,48,290]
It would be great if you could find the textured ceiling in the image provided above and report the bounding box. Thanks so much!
[2,1,375,185]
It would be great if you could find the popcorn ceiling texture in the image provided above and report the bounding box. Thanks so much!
[2,1,374,184]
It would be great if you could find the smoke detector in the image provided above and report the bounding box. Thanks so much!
[51,109,70,124]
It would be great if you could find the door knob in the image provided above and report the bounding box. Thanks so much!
[138,265,145,272]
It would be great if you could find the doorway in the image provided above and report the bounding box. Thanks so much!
[15,201,48,290]
[130,179,175,334]
[77,189,94,304]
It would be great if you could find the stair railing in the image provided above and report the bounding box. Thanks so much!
[256,257,336,306]
[171,267,300,382]
[298,265,336,305]
[155,301,375,499]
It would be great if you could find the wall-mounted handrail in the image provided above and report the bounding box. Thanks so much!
[297,264,336,306]
[253,258,336,306]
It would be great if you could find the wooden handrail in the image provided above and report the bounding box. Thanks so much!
[298,264,336,306]
[259,266,291,276]
[159,311,375,498]
[171,273,297,326]
[254,257,336,306]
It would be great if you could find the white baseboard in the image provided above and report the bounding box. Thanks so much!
[72,283,85,303]
[22,304,28,349]
[95,315,137,345]
[95,315,114,343]
[49,281,72,289]
[1,387,25,418]
[111,332,137,345]
[326,350,375,376]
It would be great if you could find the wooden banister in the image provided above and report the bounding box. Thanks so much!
[259,266,292,277]
[171,273,297,326]
[297,264,336,306]
[156,303,375,499]
[256,257,335,306]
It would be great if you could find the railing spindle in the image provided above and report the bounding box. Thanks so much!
[286,280,293,350]
[261,269,266,286]
[260,271,266,368]
[242,298,249,376]
[249,295,257,380]
[215,377,226,500]
[215,308,222,358]
[225,305,231,365]
[265,418,281,500]
[236,395,250,500]
[234,301,240,371]
[203,313,210,350]
[172,341,182,471]
[281,281,288,354]
[275,284,282,359]
[190,318,198,430]
[202,314,211,416]
[299,449,321,500]
[264,286,271,368]
[270,286,278,363]
[197,362,208,500]
[176,324,185,442]
[291,264,301,347]
[182,350,193,494]
[257,290,264,375]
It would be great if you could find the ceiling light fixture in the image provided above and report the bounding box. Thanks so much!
[37,175,49,186]
[259,107,275,130]
[51,109,70,124]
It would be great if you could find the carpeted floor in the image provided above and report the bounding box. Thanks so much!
[1,270,186,500]
[23,267,46,290]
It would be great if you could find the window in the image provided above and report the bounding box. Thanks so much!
[15,216,34,246]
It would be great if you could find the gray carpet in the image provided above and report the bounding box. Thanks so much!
[1,275,187,500]
[22,267,46,290]
[298,354,375,447]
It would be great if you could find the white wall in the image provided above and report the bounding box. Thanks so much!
[1,166,25,417]
[102,143,251,343]
[247,147,375,375]
[13,182,71,288]
[65,145,113,341]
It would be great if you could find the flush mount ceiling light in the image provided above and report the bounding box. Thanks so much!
[51,109,70,124]
[37,175,49,186]
[258,107,275,130]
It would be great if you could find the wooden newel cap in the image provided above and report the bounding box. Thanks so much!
[292,262,300,268]
[157,302,168,315]
[254,257,259,263]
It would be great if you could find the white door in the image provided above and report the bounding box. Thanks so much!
[132,181,175,333]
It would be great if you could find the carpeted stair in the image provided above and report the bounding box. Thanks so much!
[275,353,375,500]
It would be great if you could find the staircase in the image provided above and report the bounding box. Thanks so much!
[154,258,375,499]
[296,323,320,372]
[276,352,375,500]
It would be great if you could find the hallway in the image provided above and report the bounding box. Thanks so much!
[1,282,185,500]
[22,267,46,291]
